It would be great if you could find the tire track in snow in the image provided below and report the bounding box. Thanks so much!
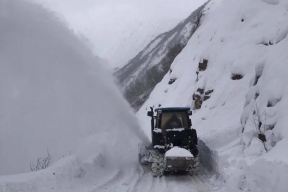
[164,173,197,192]
[95,164,142,192]
[129,165,151,192]
[95,164,214,192]
[190,175,211,192]
[92,169,124,191]
[124,164,144,192]
[131,165,155,192]
[132,169,210,192]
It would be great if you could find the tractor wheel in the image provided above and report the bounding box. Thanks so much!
[150,155,164,177]
[151,162,164,177]
[193,156,200,174]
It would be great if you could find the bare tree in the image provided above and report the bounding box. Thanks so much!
[30,150,54,171]
[247,101,268,151]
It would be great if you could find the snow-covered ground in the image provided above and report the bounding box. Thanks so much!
[0,158,217,192]
[137,0,288,191]
[28,0,207,68]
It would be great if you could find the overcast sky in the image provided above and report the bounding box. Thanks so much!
[29,0,207,68]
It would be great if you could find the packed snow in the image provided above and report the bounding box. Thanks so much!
[165,147,194,158]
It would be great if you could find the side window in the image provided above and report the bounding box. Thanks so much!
[180,113,188,128]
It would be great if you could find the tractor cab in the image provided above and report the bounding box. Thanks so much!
[147,107,198,157]
[139,107,199,176]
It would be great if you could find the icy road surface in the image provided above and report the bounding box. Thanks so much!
[93,164,213,192]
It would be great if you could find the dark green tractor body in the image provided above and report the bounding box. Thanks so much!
[139,107,199,176]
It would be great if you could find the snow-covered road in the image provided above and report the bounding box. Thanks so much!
[94,164,213,192]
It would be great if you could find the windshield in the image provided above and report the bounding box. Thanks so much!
[161,111,188,130]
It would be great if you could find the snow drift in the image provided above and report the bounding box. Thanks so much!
[0,0,147,176]
[137,0,288,191]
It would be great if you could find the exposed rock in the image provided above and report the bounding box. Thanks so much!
[231,74,243,80]
[168,78,177,85]
[194,92,203,109]
[267,98,281,107]
[194,98,203,109]
[198,59,208,71]
[258,133,267,142]
[254,92,260,99]
[193,93,201,100]
[205,89,214,95]
[253,75,261,86]
[197,88,205,94]
[203,95,210,101]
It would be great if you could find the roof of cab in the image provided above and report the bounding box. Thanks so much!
[155,107,190,112]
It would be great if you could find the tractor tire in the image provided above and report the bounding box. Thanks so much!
[150,155,164,177]
[189,156,200,176]
[151,162,164,177]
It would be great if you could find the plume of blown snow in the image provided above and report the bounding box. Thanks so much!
[0,0,148,175]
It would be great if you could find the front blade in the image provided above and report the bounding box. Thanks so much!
[165,156,194,171]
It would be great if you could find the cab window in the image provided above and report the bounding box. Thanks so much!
[161,111,188,130]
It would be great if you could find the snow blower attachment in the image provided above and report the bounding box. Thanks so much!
[138,107,199,177]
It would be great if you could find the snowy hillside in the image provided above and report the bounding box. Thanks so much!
[115,5,206,110]
[29,0,207,68]
[138,0,288,191]
[0,0,147,178]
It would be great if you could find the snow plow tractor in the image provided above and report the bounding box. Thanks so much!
[138,107,199,177]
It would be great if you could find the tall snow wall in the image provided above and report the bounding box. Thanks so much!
[0,0,147,175]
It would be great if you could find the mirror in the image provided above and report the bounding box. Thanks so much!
[188,119,192,127]
[147,111,153,117]
[188,111,192,116]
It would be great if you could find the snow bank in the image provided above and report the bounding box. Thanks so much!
[137,0,288,190]
[246,158,288,192]
[0,0,148,176]
[0,154,124,192]
[165,147,193,158]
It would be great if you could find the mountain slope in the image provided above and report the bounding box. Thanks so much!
[137,0,288,191]
[115,4,206,110]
